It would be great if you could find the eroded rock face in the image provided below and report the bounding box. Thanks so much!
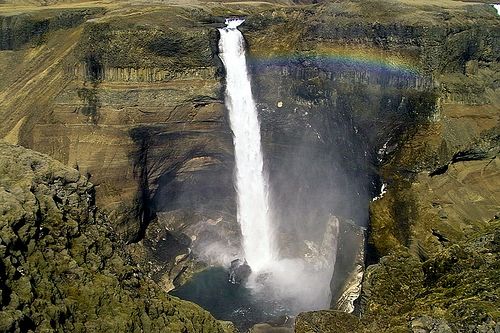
[0,141,226,333]
[360,223,500,333]
[0,1,498,330]
[0,4,229,239]
[0,4,237,287]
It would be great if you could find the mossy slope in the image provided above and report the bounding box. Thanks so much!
[0,141,225,333]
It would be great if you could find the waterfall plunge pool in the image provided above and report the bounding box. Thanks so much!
[170,267,294,332]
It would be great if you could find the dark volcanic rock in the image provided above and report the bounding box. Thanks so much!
[228,259,252,284]
[0,142,226,333]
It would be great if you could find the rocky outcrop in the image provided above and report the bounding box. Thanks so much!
[0,141,226,332]
[330,219,365,313]
[360,221,499,332]
[295,222,499,333]
[358,124,499,332]
[295,310,361,333]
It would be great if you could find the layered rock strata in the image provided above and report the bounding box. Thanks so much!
[0,1,498,331]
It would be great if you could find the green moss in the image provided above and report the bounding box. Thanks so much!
[359,221,500,332]
[0,142,225,333]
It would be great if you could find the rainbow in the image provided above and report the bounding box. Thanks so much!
[248,44,423,76]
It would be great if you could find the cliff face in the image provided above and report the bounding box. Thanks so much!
[243,5,498,327]
[248,2,498,332]
[0,0,499,331]
[0,141,227,332]
[295,218,499,333]
[0,3,235,289]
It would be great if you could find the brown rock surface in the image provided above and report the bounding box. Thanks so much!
[0,2,498,330]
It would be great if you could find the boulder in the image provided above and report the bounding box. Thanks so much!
[294,310,361,333]
[229,259,252,284]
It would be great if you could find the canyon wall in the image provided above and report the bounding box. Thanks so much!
[0,141,230,332]
[0,0,498,331]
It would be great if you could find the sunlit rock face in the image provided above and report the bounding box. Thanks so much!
[0,4,237,290]
[239,12,437,292]
[0,1,498,330]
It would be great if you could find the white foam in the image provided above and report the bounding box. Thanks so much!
[225,18,245,29]
[372,183,387,201]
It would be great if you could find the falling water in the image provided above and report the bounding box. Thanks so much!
[218,19,275,271]
[172,20,349,329]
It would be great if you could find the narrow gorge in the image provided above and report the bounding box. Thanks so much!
[0,1,498,333]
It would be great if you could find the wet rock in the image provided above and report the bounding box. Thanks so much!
[229,259,252,284]
[330,218,366,313]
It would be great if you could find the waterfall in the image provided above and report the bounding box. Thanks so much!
[218,19,275,271]
[494,4,500,15]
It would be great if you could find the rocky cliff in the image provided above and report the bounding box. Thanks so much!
[0,141,228,332]
[294,220,499,333]
[0,0,499,332]
[0,2,235,289]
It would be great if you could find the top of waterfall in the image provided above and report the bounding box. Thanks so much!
[225,18,245,29]
[493,4,500,15]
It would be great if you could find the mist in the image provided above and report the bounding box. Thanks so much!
[165,21,432,329]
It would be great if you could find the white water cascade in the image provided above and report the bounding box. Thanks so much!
[218,19,276,272]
